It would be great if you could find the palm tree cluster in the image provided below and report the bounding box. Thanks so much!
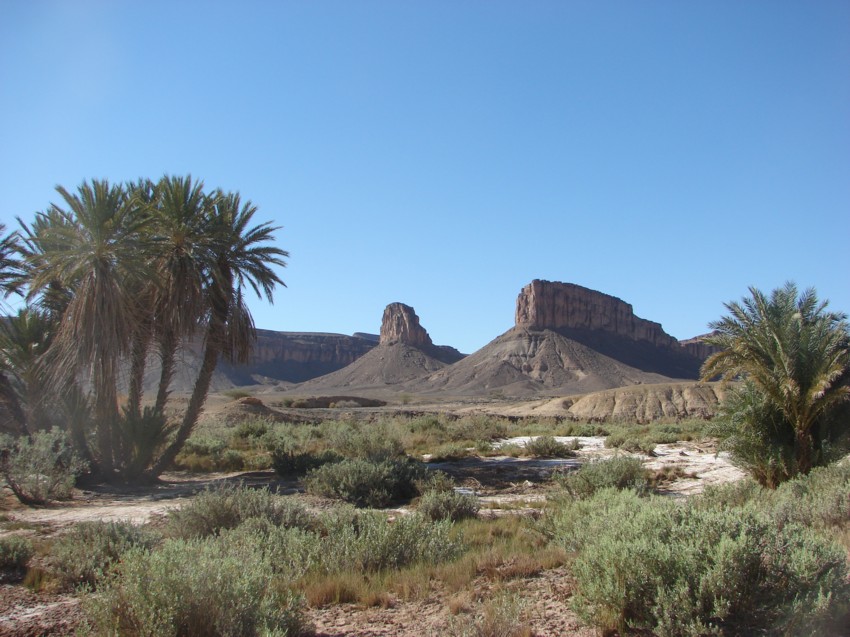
[0,176,287,482]
[701,283,850,486]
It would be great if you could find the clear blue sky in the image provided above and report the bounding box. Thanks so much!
[2,1,848,354]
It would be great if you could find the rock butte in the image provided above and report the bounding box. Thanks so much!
[132,280,715,398]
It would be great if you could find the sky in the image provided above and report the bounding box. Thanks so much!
[1,1,848,354]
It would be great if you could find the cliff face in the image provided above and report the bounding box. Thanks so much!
[380,303,434,348]
[679,334,720,361]
[220,330,379,385]
[515,280,679,348]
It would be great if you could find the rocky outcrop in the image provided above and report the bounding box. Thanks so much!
[679,334,720,362]
[561,382,727,423]
[516,280,681,348]
[380,303,434,348]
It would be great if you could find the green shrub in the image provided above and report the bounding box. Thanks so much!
[81,536,307,637]
[52,520,160,588]
[317,510,461,573]
[556,456,649,499]
[271,445,341,477]
[550,489,850,636]
[166,483,314,538]
[232,419,270,440]
[304,457,426,508]
[524,436,576,458]
[604,430,657,454]
[0,535,33,571]
[0,428,87,504]
[330,422,405,461]
[418,489,480,522]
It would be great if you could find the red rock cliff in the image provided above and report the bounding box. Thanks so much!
[380,303,434,348]
[515,280,680,349]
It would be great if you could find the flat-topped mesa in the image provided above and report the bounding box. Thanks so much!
[515,280,680,349]
[380,302,434,348]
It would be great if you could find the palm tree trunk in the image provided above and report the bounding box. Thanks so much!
[149,322,223,477]
[126,326,152,422]
[794,429,813,475]
[154,329,178,416]
[93,360,117,477]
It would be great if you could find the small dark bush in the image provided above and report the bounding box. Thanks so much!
[524,436,577,458]
[556,456,650,499]
[418,490,480,522]
[232,419,270,440]
[272,446,342,477]
[305,458,426,508]
[0,535,33,571]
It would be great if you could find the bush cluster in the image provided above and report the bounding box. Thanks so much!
[418,489,480,522]
[0,428,87,504]
[304,457,426,508]
[52,520,160,588]
[0,535,33,571]
[166,482,314,538]
[555,456,649,499]
[549,486,850,635]
[523,435,576,458]
[81,535,308,637]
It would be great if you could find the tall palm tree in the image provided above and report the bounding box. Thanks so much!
[148,175,212,416]
[24,180,151,476]
[150,190,287,476]
[701,283,850,476]
[0,226,29,436]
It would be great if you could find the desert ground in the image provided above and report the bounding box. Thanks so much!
[0,387,754,637]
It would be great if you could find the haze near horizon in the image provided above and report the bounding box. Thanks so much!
[1,1,848,354]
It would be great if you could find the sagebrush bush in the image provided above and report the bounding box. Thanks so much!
[52,520,160,588]
[304,457,426,508]
[0,534,33,571]
[271,445,341,477]
[556,456,649,499]
[418,489,480,522]
[81,535,308,637]
[603,430,657,454]
[549,488,850,636]
[166,483,314,538]
[0,428,87,504]
[523,436,576,458]
[317,510,461,573]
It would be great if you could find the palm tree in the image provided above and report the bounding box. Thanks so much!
[0,225,27,435]
[150,190,287,476]
[148,175,213,417]
[23,180,151,477]
[701,283,850,477]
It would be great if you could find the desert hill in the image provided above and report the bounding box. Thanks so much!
[411,326,676,397]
